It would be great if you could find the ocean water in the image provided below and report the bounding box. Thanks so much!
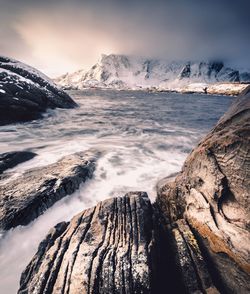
[0,90,233,293]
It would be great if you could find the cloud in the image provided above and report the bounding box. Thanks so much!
[0,0,250,77]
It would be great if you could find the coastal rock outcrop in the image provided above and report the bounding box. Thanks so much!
[0,56,77,125]
[0,151,98,231]
[157,85,250,292]
[19,191,218,294]
[19,192,160,294]
[0,151,36,174]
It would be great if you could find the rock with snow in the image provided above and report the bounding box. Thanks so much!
[0,56,77,125]
[55,54,250,94]
[0,151,98,231]
[157,85,250,293]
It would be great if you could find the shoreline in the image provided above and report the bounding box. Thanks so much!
[62,82,250,97]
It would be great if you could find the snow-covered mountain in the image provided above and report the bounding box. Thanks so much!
[56,54,250,93]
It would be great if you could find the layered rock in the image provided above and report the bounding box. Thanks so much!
[0,56,77,125]
[0,151,98,231]
[19,192,159,294]
[157,85,250,292]
[19,191,219,294]
[0,151,36,174]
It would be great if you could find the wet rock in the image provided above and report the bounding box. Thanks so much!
[0,151,98,230]
[0,151,36,174]
[18,192,158,294]
[0,56,77,125]
[157,85,250,292]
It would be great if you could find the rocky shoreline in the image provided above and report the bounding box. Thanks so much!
[0,56,77,126]
[14,86,249,293]
[0,151,98,231]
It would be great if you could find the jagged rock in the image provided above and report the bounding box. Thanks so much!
[0,151,98,231]
[18,192,158,294]
[0,56,77,125]
[157,85,250,293]
[0,151,36,174]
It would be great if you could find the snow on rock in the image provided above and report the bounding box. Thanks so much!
[0,56,77,125]
[55,54,250,95]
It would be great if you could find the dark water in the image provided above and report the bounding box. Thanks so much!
[0,90,233,293]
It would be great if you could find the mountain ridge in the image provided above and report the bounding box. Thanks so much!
[55,54,250,94]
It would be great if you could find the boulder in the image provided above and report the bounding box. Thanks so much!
[0,56,77,125]
[0,151,98,231]
[157,85,250,292]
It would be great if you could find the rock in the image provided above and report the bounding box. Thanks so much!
[0,151,98,231]
[0,151,36,174]
[18,191,217,294]
[18,192,158,294]
[240,72,250,83]
[180,63,191,79]
[171,219,218,293]
[157,85,250,292]
[0,56,77,125]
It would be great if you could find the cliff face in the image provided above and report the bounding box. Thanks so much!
[157,85,250,292]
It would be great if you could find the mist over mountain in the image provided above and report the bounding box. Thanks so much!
[1,0,249,76]
[56,54,250,93]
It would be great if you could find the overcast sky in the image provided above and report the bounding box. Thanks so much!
[0,0,249,77]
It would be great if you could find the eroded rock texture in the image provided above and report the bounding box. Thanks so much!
[19,192,158,294]
[0,151,97,230]
[157,86,250,293]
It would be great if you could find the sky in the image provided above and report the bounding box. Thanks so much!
[0,0,249,77]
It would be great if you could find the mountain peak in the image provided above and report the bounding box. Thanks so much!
[56,54,250,93]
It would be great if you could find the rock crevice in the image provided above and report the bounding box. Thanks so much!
[157,85,250,292]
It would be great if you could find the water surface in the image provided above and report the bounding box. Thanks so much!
[0,90,233,293]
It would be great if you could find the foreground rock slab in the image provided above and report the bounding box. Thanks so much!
[157,86,250,292]
[18,192,157,294]
[0,151,98,231]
